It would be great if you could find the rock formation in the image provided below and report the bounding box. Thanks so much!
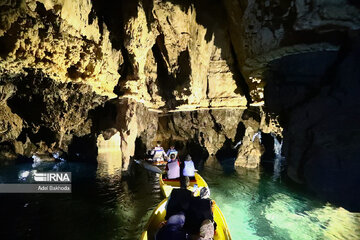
[0,0,360,210]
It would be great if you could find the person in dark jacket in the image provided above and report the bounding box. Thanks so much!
[165,177,192,220]
[183,196,214,235]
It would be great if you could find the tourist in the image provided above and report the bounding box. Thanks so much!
[166,153,180,179]
[166,145,178,159]
[183,155,195,178]
[151,141,167,161]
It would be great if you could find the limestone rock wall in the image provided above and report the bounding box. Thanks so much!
[0,0,359,210]
[156,108,274,168]
[0,84,22,144]
[0,0,122,97]
[116,0,248,110]
[92,98,158,170]
[223,0,360,104]
[264,33,360,211]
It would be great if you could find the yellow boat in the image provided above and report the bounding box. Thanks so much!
[159,172,209,197]
[140,198,232,240]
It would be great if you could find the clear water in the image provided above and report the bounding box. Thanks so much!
[0,159,359,240]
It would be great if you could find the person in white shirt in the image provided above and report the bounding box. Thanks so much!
[183,155,195,177]
[151,141,167,162]
[166,145,178,159]
[166,153,180,179]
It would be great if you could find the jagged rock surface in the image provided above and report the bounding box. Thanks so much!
[264,33,360,211]
[115,0,248,110]
[93,98,158,170]
[156,109,269,168]
[0,0,359,210]
[223,0,360,104]
[0,0,122,97]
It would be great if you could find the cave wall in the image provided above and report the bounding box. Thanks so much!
[0,0,360,209]
[0,0,122,97]
[100,0,248,110]
[223,0,360,104]
[156,108,278,169]
[264,33,360,211]
[92,98,158,170]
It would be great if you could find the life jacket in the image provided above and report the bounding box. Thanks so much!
[183,160,195,177]
[167,160,180,179]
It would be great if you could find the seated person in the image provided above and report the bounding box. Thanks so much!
[151,141,167,161]
[166,145,178,158]
[156,213,188,240]
[183,193,215,235]
[165,178,192,220]
[183,155,195,178]
[166,153,180,179]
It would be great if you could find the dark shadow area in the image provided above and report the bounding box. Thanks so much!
[68,134,98,162]
[134,137,147,159]
[264,51,339,117]
[17,127,57,146]
[260,133,275,168]
[152,37,192,109]
[230,42,252,103]
[90,99,118,133]
[241,107,261,122]
[214,120,246,172]
[186,140,209,169]
[263,31,360,211]
[234,121,246,144]
[215,138,237,161]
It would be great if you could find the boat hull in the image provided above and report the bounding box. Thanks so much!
[159,172,209,198]
[140,198,231,240]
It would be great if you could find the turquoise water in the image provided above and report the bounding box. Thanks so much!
[201,167,360,240]
[0,159,359,239]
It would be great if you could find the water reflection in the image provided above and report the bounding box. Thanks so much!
[97,132,122,178]
[201,166,360,240]
[0,155,359,240]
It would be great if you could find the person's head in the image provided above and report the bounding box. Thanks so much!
[156,213,187,240]
[170,153,176,160]
[167,213,185,228]
[156,141,161,147]
[199,219,214,240]
[170,145,175,150]
[200,187,210,199]
[185,154,192,161]
[180,176,190,189]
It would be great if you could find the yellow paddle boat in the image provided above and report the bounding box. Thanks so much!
[159,172,209,198]
[140,198,231,240]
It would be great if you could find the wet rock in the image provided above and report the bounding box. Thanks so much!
[92,98,158,170]
[235,128,264,168]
